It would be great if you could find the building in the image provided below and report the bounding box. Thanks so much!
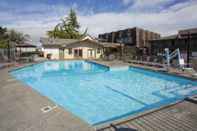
[40,36,121,60]
[98,27,161,49]
[149,28,197,63]
[16,44,37,53]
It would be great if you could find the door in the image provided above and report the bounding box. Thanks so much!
[88,49,93,58]
[59,49,64,60]
[74,49,78,57]
[79,49,83,57]
[74,49,83,58]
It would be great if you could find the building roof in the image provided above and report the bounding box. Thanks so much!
[179,28,197,35]
[40,37,78,47]
[41,37,121,48]
[16,44,37,48]
[98,27,161,36]
[150,29,197,42]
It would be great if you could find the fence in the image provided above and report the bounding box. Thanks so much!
[0,48,16,62]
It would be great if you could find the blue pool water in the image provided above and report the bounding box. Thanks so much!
[10,61,197,125]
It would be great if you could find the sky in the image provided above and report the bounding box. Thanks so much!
[0,0,197,44]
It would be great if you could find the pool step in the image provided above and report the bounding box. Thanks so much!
[109,66,129,71]
[152,85,196,99]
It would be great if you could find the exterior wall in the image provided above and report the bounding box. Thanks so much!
[43,48,59,59]
[64,47,102,59]
[43,47,103,60]
[43,40,104,60]
[98,27,160,48]
[64,49,74,59]
[135,28,161,48]
[150,28,197,57]
[150,38,197,60]
[65,41,103,59]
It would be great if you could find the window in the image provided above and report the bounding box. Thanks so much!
[97,48,101,53]
[68,48,72,54]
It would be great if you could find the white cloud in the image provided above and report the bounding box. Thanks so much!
[129,0,174,12]
[2,0,197,45]
[122,0,132,5]
[164,0,193,12]
[7,18,60,44]
[79,1,197,37]
[1,3,69,44]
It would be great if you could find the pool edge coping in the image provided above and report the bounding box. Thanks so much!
[94,100,184,130]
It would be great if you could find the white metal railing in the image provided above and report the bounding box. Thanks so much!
[165,48,185,68]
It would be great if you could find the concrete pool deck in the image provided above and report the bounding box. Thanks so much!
[0,60,197,131]
[0,67,94,131]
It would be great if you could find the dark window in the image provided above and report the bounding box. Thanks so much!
[68,48,72,54]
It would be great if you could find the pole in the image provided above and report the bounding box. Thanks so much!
[120,42,122,60]
[7,40,10,61]
[187,32,190,67]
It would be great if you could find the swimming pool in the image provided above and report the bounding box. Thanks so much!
[10,60,197,125]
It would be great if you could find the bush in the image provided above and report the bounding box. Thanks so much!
[0,40,8,48]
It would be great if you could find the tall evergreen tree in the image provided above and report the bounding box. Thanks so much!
[47,9,87,39]
[66,8,80,29]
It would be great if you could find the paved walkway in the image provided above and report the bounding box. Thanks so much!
[0,68,94,131]
[98,101,197,131]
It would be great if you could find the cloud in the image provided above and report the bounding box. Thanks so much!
[79,1,197,36]
[1,0,197,45]
[128,0,177,12]
[122,0,133,5]
[0,2,69,44]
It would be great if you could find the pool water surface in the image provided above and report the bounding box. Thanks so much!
[10,61,197,125]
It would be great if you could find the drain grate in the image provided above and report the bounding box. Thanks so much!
[41,106,52,113]
[41,105,57,113]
